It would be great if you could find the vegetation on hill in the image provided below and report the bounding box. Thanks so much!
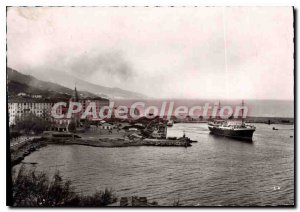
[7,67,146,99]
[7,67,101,99]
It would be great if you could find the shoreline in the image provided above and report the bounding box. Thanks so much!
[11,136,194,166]
[11,138,47,166]
[10,120,293,166]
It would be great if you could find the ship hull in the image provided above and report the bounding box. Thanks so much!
[208,126,255,141]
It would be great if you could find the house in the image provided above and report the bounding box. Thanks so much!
[17,92,27,97]
[99,123,113,130]
[8,97,55,126]
[51,125,68,132]
[31,94,42,99]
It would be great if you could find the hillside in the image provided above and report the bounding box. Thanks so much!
[7,67,101,99]
[24,68,147,99]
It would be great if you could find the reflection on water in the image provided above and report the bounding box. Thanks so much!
[14,123,294,206]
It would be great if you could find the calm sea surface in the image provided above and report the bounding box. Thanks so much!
[14,123,294,206]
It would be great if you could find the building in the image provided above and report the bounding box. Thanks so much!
[80,97,110,120]
[49,87,110,129]
[99,122,113,130]
[110,106,140,120]
[31,94,42,99]
[17,92,43,98]
[17,92,27,97]
[8,97,56,126]
[8,86,110,130]
[69,86,110,123]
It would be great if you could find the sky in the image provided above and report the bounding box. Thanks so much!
[7,7,294,100]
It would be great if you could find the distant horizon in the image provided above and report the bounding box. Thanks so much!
[119,97,294,101]
[112,98,294,118]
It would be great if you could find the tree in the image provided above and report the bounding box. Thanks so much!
[15,113,51,134]
[67,121,77,133]
[12,166,117,206]
[81,119,91,129]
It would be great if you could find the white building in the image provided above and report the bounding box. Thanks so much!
[17,92,27,97]
[31,94,42,99]
[8,92,110,129]
[99,123,113,130]
[8,98,55,126]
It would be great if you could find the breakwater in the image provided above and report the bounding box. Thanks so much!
[47,136,193,147]
[11,133,195,166]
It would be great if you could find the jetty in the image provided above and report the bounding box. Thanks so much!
[10,128,196,166]
[45,131,193,147]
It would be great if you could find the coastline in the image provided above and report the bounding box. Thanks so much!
[10,119,294,167]
[9,122,294,206]
[11,135,193,166]
[11,138,46,166]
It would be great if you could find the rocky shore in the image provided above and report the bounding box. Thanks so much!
[10,138,47,166]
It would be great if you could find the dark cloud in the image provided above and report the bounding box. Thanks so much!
[66,51,134,81]
[7,7,293,99]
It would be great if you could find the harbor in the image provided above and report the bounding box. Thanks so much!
[13,122,294,206]
[7,6,294,207]
[10,124,196,166]
[8,96,294,206]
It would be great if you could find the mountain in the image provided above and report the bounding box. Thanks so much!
[7,67,101,99]
[21,69,148,99]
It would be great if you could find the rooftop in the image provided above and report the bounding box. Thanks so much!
[8,96,109,103]
[8,97,58,103]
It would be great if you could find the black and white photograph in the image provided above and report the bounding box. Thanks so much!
[6,6,294,207]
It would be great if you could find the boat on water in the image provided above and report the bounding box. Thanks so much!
[208,101,256,141]
[208,120,256,141]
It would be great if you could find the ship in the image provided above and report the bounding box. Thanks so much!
[208,101,256,141]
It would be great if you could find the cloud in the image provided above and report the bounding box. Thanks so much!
[7,7,294,100]
[64,50,134,81]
